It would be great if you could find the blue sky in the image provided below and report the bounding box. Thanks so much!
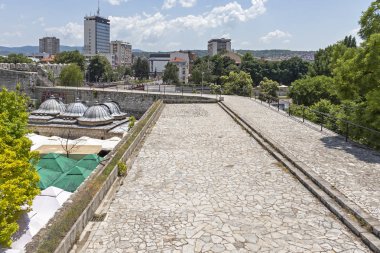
[0,0,373,51]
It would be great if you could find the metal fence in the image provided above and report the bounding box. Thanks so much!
[253,92,380,149]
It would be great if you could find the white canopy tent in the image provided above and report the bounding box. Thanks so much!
[2,187,72,252]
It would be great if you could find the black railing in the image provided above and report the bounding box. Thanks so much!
[253,92,380,150]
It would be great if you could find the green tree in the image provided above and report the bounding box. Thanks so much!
[59,64,83,87]
[163,63,179,84]
[0,88,40,247]
[259,77,279,98]
[132,58,150,80]
[55,50,86,71]
[278,57,309,85]
[4,54,32,64]
[343,35,357,48]
[309,46,334,77]
[289,76,337,106]
[191,59,214,84]
[240,53,263,85]
[221,71,253,96]
[359,0,380,40]
[87,55,113,82]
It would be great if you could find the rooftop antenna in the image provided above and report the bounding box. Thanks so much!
[97,0,100,16]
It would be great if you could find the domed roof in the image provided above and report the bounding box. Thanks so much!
[77,102,114,126]
[58,98,67,112]
[101,98,128,120]
[32,95,65,116]
[60,98,88,119]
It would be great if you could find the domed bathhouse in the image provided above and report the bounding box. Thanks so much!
[78,102,114,126]
[28,96,131,139]
[101,97,128,120]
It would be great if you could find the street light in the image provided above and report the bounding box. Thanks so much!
[201,71,204,96]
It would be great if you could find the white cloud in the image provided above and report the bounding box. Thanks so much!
[260,29,291,43]
[3,31,22,37]
[162,0,177,9]
[107,0,127,5]
[45,22,83,46]
[179,0,197,8]
[162,0,197,9]
[112,0,267,44]
[0,3,5,10]
[33,17,46,27]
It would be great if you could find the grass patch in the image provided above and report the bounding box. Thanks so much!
[27,101,162,253]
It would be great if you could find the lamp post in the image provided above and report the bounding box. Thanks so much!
[201,71,204,96]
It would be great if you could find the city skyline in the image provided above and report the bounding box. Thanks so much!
[0,0,373,51]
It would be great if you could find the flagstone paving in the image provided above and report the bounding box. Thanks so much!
[80,104,370,252]
[223,96,380,222]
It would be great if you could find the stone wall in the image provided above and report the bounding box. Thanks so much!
[0,63,69,90]
[0,68,38,92]
[32,87,216,115]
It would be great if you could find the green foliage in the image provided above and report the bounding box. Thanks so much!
[124,66,132,76]
[259,77,279,98]
[54,50,85,71]
[87,55,113,82]
[128,116,136,129]
[221,71,253,96]
[342,35,357,48]
[332,34,380,101]
[209,84,221,94]
[359,0,380,40]
[191,59,214,84]
[0,54,32,64]
[309,45,334,77]
[117,162,127,177]
[59,64,83,87]
[0,89,40,247]
[240,54,309,85]
[289,76,337,106]
[133,58,149,80]
[163,63,179,84]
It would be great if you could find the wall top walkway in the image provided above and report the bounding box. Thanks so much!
[222,96,380,223]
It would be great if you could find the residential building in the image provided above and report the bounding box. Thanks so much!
[84,14,110,55]
[39,37,60,55]
[208,38,232,56]
[148,53,170,75]
[111,41,132,67]
[170,57,189,84]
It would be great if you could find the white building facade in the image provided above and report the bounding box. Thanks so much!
[148,53,170,75]
[110,41,132,67]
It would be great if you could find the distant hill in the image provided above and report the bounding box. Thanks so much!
[132,49,315,61]
[0,45,83,56]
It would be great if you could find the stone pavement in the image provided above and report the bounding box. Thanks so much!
[79,104,370,252]
[223,96,380,222]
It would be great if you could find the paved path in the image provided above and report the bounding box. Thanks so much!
[80,104,369,252]
[223,96,380,222]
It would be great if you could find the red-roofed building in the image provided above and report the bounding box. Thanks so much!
[170,57,189,83]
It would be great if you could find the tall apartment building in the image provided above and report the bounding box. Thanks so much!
[110,41,132,67]
[84,14,110,55]
[208,38,232,56]
[39,37,60,55]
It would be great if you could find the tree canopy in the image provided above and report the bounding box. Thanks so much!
[87,55,113,82]
[221,71,253,96]
[54,50,86,71]
[163,63,179,84]
[0,54,32,64]
[359,0,380,40]
[0,88,40,247]
[132,57,149,80]
[59,64,83,87]
[259,78,279,98]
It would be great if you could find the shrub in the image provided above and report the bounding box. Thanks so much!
[128,116,136,129]
[117,162,127,177]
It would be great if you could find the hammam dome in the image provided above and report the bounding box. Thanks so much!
[60,98,88,119]
[77,102,114,126]
[101,98,128,120]
[32,95,65,116]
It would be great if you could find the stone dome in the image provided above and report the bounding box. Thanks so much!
[58,98,67,112]
[101,98,127,120]
[32,95,65,116]
[77,102,114,126]
[60,98,88,119]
